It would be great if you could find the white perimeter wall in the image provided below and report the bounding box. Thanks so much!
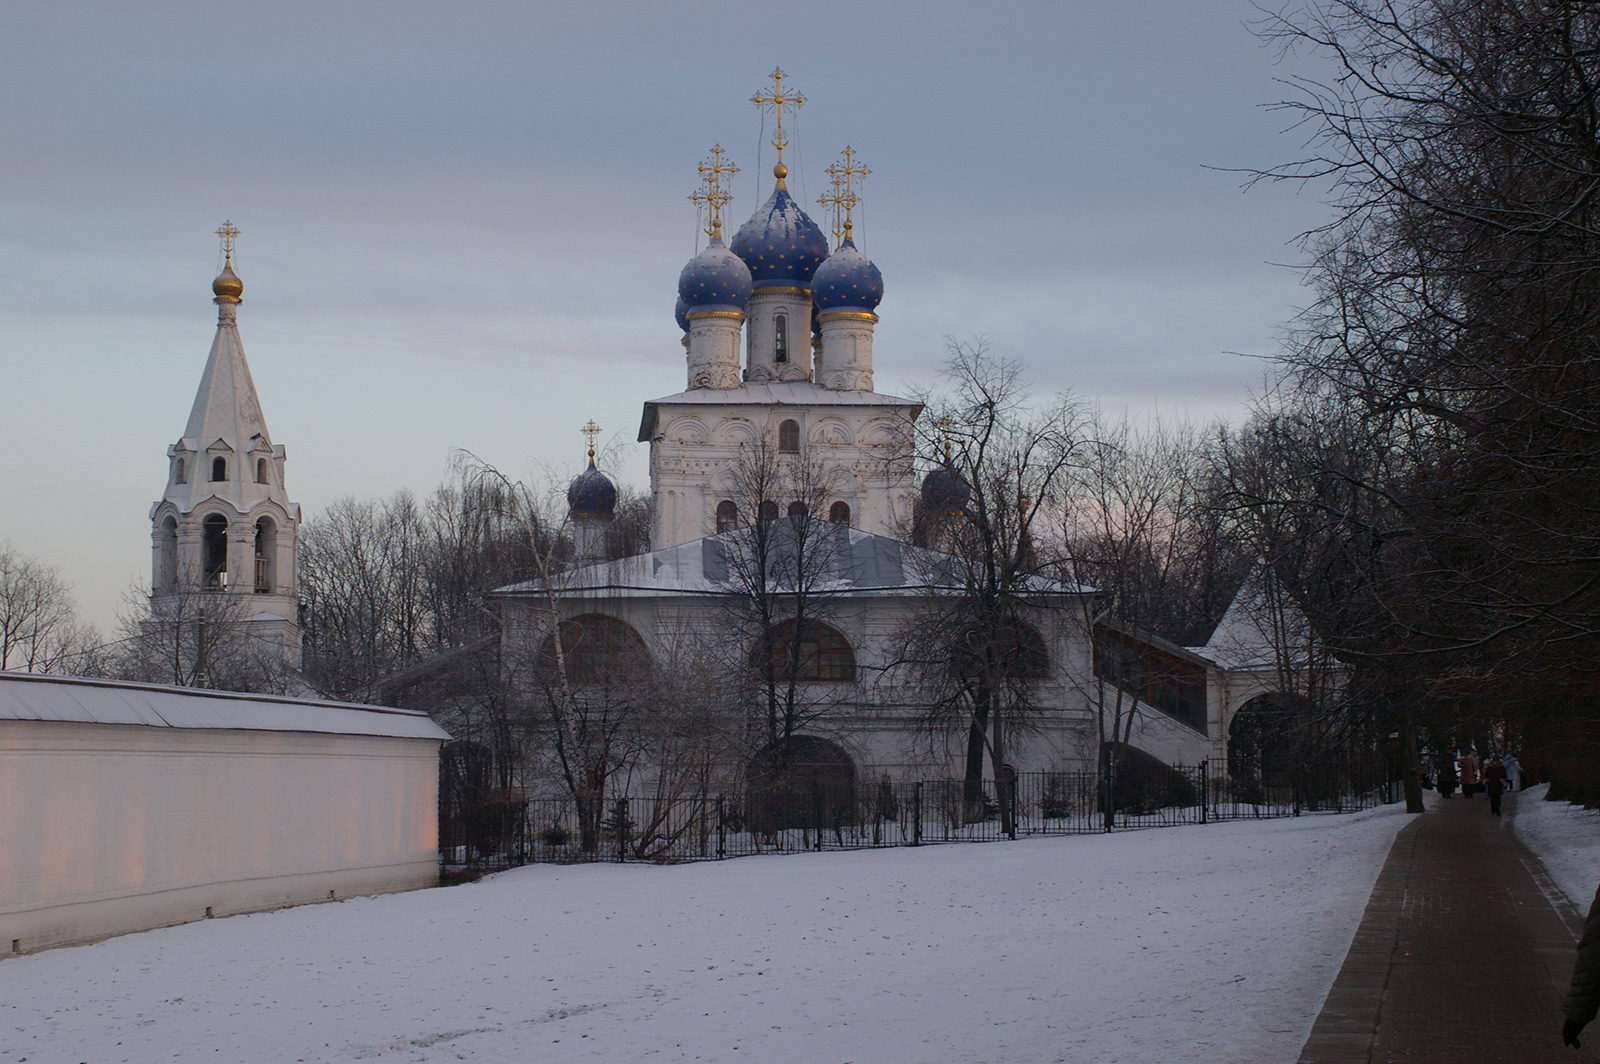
[0,721,440,954]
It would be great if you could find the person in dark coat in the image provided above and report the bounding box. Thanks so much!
[1437,752,1458,798]
[1482,755,1508,816]
[1565,881,1600,1047]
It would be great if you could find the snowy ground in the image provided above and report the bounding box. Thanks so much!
[0,806,1411,1064]
[1511,783,1600,916]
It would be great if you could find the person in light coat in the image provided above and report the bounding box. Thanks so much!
[1503,751,1522,791]
[1458,750,1481,797]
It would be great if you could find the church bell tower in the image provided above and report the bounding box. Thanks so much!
[148,223,302,664]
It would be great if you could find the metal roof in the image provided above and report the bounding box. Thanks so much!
[0,672,450,740]
[490,524,1090,601]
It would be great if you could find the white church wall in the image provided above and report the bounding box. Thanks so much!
[1119,694,1216,768]
[0,681,447,955]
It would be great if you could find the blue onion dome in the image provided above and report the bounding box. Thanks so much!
[811,235,883,314]
[730,186,830,288]
[568,460,617,518]
[675,296,690,334]
[678,237,754,313]
[921,461,970,515]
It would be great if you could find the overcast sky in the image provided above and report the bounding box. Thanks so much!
[0,1,1336,632]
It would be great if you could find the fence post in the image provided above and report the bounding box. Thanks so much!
[814,788,824,852]
[615,798,628,862]
[1199,762,1208,824]
[912,782,923,846]
[716,795,726,860]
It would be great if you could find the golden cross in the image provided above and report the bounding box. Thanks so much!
[688,144,738,241]
[750,67,806,190]
[818,147,870,249]
[581,420,602,460]
[215,220,240,259]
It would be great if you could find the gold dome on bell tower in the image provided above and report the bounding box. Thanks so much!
[211,221,243,303]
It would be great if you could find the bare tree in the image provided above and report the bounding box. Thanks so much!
[717,425,853,758]
[897,340,1089,834]
[0,542,101,675]
[1050,411,1227,823]
[1250,0,1600,795]
[113,574,295,692]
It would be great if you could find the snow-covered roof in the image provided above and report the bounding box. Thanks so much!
[0,672,450,740]
[490,525,1089,601]
[638,382,922,440]
[1185,569,1314,671]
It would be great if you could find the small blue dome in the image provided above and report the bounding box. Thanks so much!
[730,187,830,288]
[678,237,753,313]
[811,238,884,314]
[675,296,690,333]
[568,461,617,518]
[921,462,970,515]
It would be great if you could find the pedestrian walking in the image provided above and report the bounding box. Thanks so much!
[1483,755,1508,816]
[1437,751,1458,798]
[1504,751,1523,791]
[1459,750,1481,797]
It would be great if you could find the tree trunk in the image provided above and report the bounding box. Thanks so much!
[1402,701,1425,814]
[963,699,990,822]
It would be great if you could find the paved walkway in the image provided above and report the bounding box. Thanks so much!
[1299,792,1597,1062]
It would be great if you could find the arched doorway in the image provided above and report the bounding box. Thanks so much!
[744,735,857,833]
[1227,692,1316,800]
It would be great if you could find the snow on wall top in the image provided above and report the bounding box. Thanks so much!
[0,672,450,740]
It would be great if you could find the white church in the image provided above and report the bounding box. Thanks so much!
[140,78,1325,803]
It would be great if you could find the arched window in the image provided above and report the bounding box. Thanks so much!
[157,516,179,588]
[202,514,229,587]
[752,620,856,682]
[778,419,800,453]
[716,500,738,533]
[774,312,789,363]
[174,458,186,485]
[759,500,779,523]
[254,518,276,593]
[829,501,851,526]
[210,456,227,482]
[953,621,1050,681]
[256,458,269,484]
[787,501,808,519]
[540,614,650,684]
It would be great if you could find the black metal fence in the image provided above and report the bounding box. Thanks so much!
[441,757,1399,873]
